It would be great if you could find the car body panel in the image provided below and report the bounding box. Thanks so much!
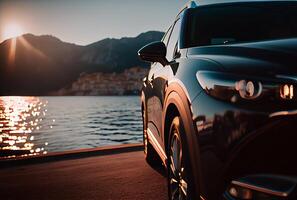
[187,38,297,76]
[140,1,297,199]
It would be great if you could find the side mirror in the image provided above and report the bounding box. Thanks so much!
[138,41,169,66]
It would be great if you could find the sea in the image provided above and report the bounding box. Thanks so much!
[0,96,143,157]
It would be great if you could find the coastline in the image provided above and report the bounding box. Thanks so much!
[0,143,143,168]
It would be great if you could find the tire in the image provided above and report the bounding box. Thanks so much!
[167,116,195,200]
[142,108,160,166]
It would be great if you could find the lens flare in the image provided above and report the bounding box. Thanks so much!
[2,23,24,40]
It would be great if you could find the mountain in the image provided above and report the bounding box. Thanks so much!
[0,31,164,95]
[83,31,164,72]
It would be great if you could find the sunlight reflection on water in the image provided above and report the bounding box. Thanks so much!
[0,96,142,158]
[0,96,49,158]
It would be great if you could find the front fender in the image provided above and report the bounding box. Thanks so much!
[162,82,206,198]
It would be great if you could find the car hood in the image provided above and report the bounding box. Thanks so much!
[187,38,297,76]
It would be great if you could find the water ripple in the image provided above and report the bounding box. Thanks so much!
[0,96,143,157]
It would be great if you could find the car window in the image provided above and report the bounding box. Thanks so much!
[166,19,181,61]
[148,27,173,70]
[162,26,173,46]
[187,2,297,47]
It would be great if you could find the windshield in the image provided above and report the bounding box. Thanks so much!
[186,2,297,47]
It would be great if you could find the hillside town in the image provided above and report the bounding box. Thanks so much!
[54,67,148,95]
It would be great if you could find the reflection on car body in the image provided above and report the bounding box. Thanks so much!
[139,1,297,199]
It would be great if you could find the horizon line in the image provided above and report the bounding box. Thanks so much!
[0,30,165,46]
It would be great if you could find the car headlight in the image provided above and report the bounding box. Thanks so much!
[235,80,262,100]
[196,71,295,103]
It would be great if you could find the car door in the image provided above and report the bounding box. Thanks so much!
[149,18,182,147]
[146,25,173,146]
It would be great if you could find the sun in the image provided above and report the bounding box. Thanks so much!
[3,23,24,40]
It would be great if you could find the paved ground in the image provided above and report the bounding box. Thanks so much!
[0,151,168,200]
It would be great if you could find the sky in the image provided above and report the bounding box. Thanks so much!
[0,0,189,45]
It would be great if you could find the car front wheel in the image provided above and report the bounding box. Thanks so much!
[168,116,194,200]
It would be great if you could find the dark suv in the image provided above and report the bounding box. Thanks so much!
[138,1,297,200]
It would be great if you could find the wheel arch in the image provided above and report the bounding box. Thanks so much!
[162,82,205,197]
[162,82,194,155]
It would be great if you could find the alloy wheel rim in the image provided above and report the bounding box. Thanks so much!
[169,131,188,200]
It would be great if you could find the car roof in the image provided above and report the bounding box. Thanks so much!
[187,0,296,7]
[178,0,297,17]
